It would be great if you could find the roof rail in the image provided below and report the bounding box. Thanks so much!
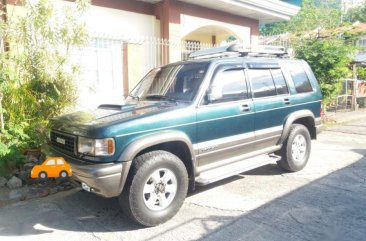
[189,43,290,59]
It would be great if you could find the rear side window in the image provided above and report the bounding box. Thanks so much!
[289,63,313,93]
[248,69,276,98]
[57,159,64,165]
[271,69,289,95]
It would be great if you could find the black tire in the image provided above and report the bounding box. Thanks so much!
[119,150,188,227]
[59,171,68,178]
[38,171,48,179]
[277,124,311,172]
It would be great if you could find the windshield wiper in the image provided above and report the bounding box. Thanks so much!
[145,94,178,103]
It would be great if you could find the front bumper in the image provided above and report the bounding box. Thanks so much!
[47,147,131,198]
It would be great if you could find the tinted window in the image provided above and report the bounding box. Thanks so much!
[248,69,276,98]
[271,69,288,95]
[289,63,313,93]
[210,69,248,103]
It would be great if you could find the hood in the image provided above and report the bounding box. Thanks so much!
[50,101,181,135]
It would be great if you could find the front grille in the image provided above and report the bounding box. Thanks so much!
[50,131,76,155]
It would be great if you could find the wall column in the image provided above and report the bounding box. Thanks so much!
[155,0,181,64]
[122,43,129,97]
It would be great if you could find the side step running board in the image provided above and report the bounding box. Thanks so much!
[195,154,281,186]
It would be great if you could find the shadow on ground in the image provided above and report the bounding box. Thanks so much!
[0,150,365,241]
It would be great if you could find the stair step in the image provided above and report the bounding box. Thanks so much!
[195,154,281,186]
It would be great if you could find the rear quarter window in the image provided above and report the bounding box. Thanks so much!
[288,63,313,93]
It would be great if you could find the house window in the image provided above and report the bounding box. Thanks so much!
[358,39,366,47]
[185,40,201,50]
[358,39,366,53]
[182,40,201,60]
[72,38,124,109]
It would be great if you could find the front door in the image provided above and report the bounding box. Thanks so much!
[196,63,255,171]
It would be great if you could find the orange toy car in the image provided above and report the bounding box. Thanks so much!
[31,157,72,179]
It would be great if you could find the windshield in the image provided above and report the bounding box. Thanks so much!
[129,63,209,102]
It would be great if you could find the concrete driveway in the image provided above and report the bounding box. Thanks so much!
[1,117,366,241]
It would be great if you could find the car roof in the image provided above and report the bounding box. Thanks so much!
[165,56,301,68]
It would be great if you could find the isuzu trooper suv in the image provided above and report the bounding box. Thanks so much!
[48,44,323,226]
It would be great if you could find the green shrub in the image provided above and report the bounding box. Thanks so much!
[0,0,89,176]
[0,123,29,176]
[357,67,366,80]
[260,0,343,35]
[295,38,356,110]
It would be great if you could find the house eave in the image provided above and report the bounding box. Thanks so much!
[138,0,299,23]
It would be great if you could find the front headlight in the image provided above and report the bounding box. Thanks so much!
[78,137,115,156]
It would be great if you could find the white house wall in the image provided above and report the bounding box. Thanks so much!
[7,1,158,39]
[7,1,158,110]
[82,4,158,38]
[181,14,252,44]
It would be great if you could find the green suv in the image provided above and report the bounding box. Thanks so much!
[49,44,323,226]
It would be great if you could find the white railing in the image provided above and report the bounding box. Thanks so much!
[330,79,366,111]
[259,33,291,48]
[129,36,217,68]
[122,37,218,81]
[85,34,217,69]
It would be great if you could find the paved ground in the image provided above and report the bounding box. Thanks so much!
[0,117,366,241]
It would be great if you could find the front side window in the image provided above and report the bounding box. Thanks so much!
[248,69,277,98]
[129,63,209,102]
[209,69,248,104]
[46,160,55,166]
[288,63,313,93]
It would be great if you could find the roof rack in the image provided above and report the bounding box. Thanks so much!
[189,43,291,59]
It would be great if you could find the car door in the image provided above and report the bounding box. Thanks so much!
[247,63,291,150]
[45,159,56,177]
[56,159,65,175]
[196,63,255,171]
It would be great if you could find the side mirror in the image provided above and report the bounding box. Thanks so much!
[207,86,222,103]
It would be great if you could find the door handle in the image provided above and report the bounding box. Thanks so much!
[240,104,251,112]
[284,98,291,105]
